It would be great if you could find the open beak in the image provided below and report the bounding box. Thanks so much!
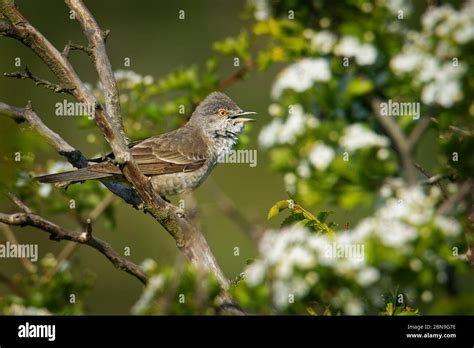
[231,111,257,124]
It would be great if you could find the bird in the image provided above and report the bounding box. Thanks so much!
[36,92,256,197]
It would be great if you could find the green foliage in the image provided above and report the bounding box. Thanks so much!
[268,199,336,234]
[0,254,94,315]
[131,260,221,315]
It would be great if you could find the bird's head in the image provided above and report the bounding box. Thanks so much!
[189,92,256,136]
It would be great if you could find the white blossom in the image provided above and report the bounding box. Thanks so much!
[339,124,389,152]
[248,0,270,21]
[47,161,72,174]
[258,104,308,148]
[356,267,380,287]
[271,58,331,99]
[356,44,378,65]
[245,261,267,286]
[258,119,282,148]
[434,215,461,237]
[390,51,423,74]
[296,161,311,178]
[311,30,337,54]
[114,70,144,88]
[38,184,52,198]
[334,36,378,65]
[334,36,360,57]
[344,299,364,315]
[308,143,335,171]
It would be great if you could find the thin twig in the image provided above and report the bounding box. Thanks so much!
[62,40,92,58]
[437,179,473,215]
[430,117,473,137]
[4,67,74,94]
[208,178,263,241]
[414,163,448,200]
[0,271,25,297]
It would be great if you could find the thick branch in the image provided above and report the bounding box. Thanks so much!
[0,101,26,123]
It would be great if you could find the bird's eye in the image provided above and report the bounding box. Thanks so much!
[218,109,229,117]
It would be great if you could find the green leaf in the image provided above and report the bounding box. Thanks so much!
[267,200,290,220]
[346,78,374,97]
[316,211,334,223]
[281,212,305,227]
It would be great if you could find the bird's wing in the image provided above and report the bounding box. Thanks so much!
[90,127,207,176]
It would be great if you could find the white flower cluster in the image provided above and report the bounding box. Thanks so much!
[390,1,473,107]
[114,70,154,89]
[310,30,337,54]
[271,58,331,99]
[382,0,412,16]
[334,36,378,66]
[308,142,335,171]
[305,29,378,66]
[339,123,390,153]
[248,0,270,21]
[259,104,313,148]
[245,183,461,312]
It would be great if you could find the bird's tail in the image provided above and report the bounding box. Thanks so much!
[36,167,113,184]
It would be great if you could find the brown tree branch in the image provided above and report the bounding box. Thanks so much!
[371,98,417,184]
[0,101,27,123]
[414,162,448,200]
[0,195,148,284]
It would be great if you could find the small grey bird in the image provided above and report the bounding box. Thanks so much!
[36,92,256,197]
